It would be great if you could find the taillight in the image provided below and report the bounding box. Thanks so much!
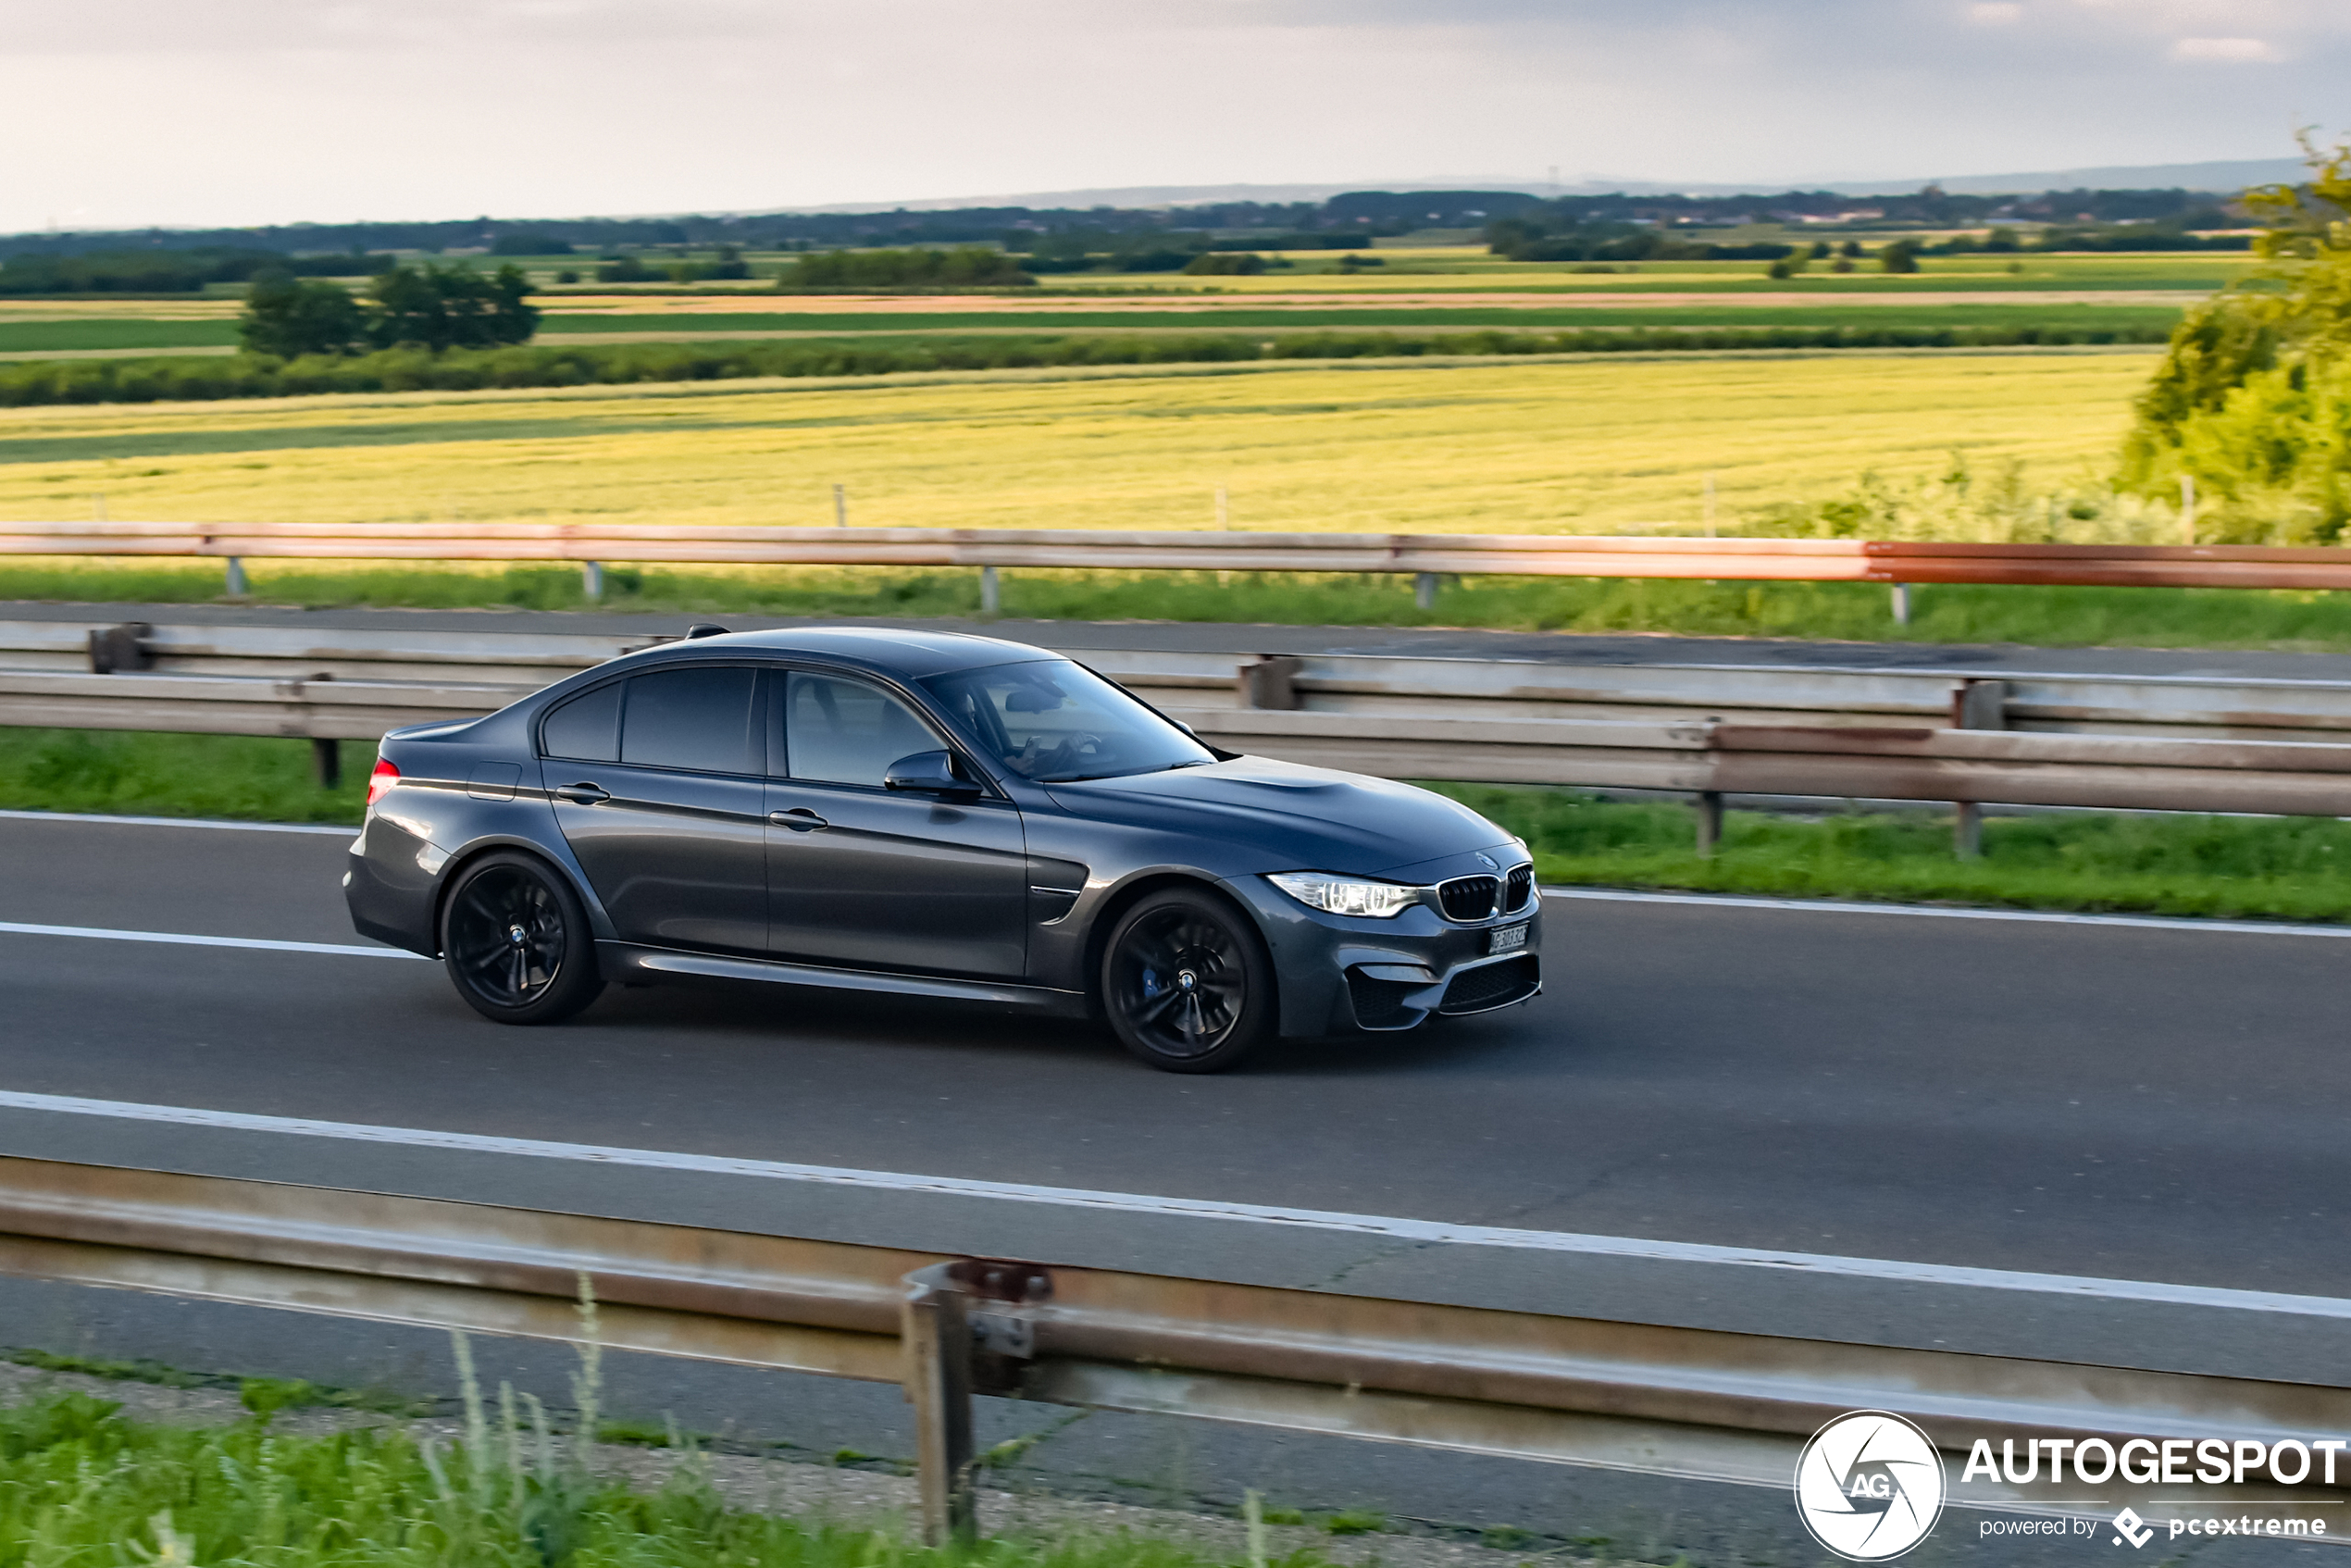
[366,759,400,807]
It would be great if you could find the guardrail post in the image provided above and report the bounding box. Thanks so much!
[1414,572,1439,610]
[1890,583,1911,625]
[86,622,153,674]
[979,566,1001,616]
[580,561,603,602]
[902,1263,978,1545]
[1695,790,1723,857]
[1239,655,1302,711]
[224,557,249,597]
[312,739,342,790]
[1951,679,2008,860]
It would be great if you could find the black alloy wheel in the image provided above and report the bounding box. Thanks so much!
[1101,888,1275,1072]
[439,852,604,1024]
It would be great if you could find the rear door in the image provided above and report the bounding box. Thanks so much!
[764,669,1029,979]
[542,664,769,954]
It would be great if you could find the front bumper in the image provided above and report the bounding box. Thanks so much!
[1222,870,1543,1037]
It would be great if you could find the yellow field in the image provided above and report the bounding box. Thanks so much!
[0,351,2155,535]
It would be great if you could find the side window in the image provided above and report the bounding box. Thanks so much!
[541,681,621,762]
[783,672,939,787]
[619,666,759,774]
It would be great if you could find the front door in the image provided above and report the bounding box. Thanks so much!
[543,664,768,954]
[765,669,1029,978]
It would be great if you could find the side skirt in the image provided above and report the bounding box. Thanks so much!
[597,942,1091,1017]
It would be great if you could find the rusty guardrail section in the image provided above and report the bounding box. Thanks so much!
[11,521,2351,591]
[3,1153,2350,1543]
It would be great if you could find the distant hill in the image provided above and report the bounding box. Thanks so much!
[808,157,2305,213]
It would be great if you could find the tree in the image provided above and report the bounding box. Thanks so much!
[2120,131,2351,537]
[491,231,571,255]
[1878,241,1921,274]
[238,271,366,357]
[365,262,539,352]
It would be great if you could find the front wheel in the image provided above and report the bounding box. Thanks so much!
[1100,889,1275,1073]
[439,852,604,1025]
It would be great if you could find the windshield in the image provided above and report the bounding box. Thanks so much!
[923,659,1216,783]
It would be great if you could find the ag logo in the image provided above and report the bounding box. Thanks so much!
[1793,1411,1947,1561]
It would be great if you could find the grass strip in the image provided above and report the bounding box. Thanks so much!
[0,728,370,824]
[5,730,2349,924]
[14,563,2351,653]
[0,1385,1341,1568]
[1431,784,2351,923]
[0,322,2172,407]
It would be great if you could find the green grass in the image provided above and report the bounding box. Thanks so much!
[0,1387,1337,1568]
[11,723,2351,923]
[0,728,369,823]
[16,560,2351,653]
[0,318,239,353]
[1433,784,2351,922]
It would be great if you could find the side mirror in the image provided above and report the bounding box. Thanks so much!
[884,749,979,797]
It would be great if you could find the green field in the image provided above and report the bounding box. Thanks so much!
[0,245,2239,360]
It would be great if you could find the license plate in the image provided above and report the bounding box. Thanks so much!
[1487,923,1529,954]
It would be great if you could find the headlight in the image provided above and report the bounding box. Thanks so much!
[1266,871,1421,919]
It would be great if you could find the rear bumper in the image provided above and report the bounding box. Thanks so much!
[343,819,442,958]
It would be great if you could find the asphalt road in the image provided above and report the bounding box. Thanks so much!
[6,808,2347,1562]
[1,809,2340,1298]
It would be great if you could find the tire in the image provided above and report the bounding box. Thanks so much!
[438,852,605,1025]
[1099,888,1276,1073]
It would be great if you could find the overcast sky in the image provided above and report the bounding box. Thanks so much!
[5,0,2345,232]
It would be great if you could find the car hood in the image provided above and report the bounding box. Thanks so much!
[1043,755,1509,876]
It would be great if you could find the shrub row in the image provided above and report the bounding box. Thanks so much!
[0,322,2173,407]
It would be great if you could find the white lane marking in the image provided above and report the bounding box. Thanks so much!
[0,809,355,838]
[0,1089,2340,1319]
[1544,885,2351,939]
[0,922,423,959]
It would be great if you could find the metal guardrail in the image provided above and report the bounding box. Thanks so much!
[10,619,2351,828]
[1,1153,2345,1544]
[13,521,2351,593]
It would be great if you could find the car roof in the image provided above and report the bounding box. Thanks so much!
[640,626,1056,679]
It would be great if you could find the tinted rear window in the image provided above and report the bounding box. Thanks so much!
[622,666,759,774]
[541,681,621,762]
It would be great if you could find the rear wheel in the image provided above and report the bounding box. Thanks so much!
[1100,889,1275,1073]
[439,852,604,1025]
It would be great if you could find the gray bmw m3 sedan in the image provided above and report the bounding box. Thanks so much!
[346,626,1539,1071]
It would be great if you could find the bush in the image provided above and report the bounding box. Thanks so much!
[1182,252,1266,275]
[595,255,655,283]
[491,232,571,255]
[1879,242,1921,274]
[778,246,1032,289]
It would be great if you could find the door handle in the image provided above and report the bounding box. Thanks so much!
[554,782,610,804]
[768,809,828,832]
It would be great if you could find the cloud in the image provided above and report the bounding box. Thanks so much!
[2170,34,2284,59]
[0,0,2343,230]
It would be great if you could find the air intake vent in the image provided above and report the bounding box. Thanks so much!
[1437,876,1499,922]
[1439,956,1539,1014]
[1503,865,1533,913]
[1346,969,1427,1030]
